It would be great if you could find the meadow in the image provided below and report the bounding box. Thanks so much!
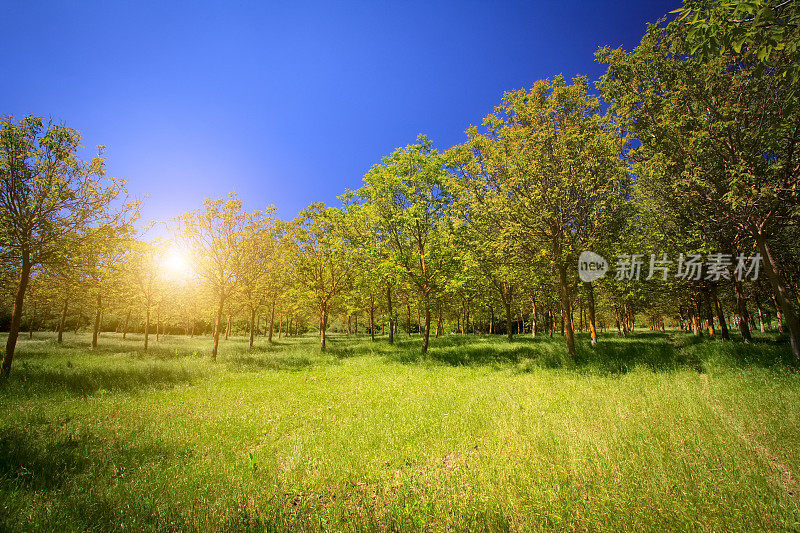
[0,330,798,532]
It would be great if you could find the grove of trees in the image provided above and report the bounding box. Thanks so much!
[2,0,798,374]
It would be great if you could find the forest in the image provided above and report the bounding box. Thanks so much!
[2,0,800,531]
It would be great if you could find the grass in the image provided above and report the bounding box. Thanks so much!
[0,329,798,531]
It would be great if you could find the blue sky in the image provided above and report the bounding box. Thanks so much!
[2,0,678,224]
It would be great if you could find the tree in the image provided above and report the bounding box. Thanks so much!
[598,14,800,358]
[289,203,352,351]
[177,194,249,360]
[0,115,127,376]
[236,207,278,349]
[358,135,459,354]
[83,223,135,349]
[463,77,627,357]
[674,0,800,87]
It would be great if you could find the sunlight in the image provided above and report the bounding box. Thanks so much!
[159,246,193,280]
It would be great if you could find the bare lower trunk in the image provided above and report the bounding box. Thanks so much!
[531,296,537,338]
[757,234,800,359]
[249,309,256,349]
[702,289,716,338]
[268,301,275,342]
[225,315,231,341]
[558,264,576,357]
[732,277,752,342]
[2,252,31,377]
[387,283,394,344]
[28,302,36,340]
[586,282,597,346]
[211,296,224,361]
[710,284,729,341]
[92,293,102,349]
[505,299,513,341]
[369,295,375,342]
[320,304,328,351]
[58,299,69,343]
[122,308,131,340]
[693,296,703,336]
[420,300,431,355]
[144,307,151,351]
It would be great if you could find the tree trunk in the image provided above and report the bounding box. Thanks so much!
[58,299,69,344]
[268,301,275,342]
[703,289,716,338]
[92,293,102,349]
[144,307,151,352]
[28,301,36,340]
[436,305,443,338]
[757,234,800,359]
[710,284,730,341]
[693,295,703,336]
[406,301,411,336]
[421,300,432,355]
[122,308,131,340]
[387,283,394,344]
[586,282,598,346]
[369,295,375,342]
[531,296,537,338]
[558,264,576,357]
[757,301,766,333]
[732,277,752,342]
[505,299,513,341]
[211,296,224,361]
[249,309,256,349]
[225,315,231,341]
[320,304,328,351]
[2,253,31,377]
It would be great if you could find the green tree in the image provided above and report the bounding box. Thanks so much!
[177,194,249,360]
[0,115,127,376]
[598,15,800,358]
[358,136,459,354]
[289,203,352,351]
[464,77,627,357]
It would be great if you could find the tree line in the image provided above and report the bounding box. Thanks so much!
[2,0,799,375]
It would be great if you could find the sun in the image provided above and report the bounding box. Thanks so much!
[159,247,193,280]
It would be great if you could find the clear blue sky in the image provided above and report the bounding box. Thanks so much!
[2,0,678,224]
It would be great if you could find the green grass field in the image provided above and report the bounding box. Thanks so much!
[1,330,798,531]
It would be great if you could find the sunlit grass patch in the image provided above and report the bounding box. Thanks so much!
[0,331,798,531]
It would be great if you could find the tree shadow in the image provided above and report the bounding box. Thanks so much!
[0,425,190,492]
[674,333,798,369]
[379,331,796,375]
[222,352,317,372]
[0,361,197,397]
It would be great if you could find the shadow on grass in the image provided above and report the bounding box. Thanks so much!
[0,425,190,491]
[0,361,197,396]
[379,331,797,375]
[677,334,799,369]
[222,352,317,372]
